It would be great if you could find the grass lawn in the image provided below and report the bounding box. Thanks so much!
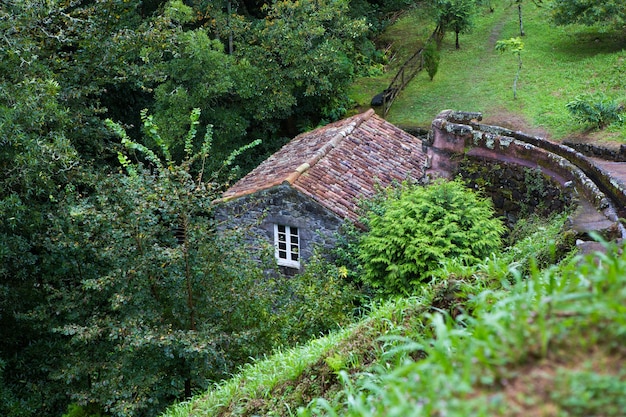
[351,1,626,146]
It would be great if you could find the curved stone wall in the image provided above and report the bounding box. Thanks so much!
[426,110,626,239]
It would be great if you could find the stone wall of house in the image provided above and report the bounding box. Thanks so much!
[215,183,345,272]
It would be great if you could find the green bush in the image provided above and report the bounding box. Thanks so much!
[423,41,440,81]
[358,179,505,296]
[276,252,360,345]
[565,94,624,129]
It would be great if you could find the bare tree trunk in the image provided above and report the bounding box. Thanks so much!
[513,52,522,99]
[518,3,525,36]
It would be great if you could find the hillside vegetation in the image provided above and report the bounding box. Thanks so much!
[163,215,626,416]
[161,2,626,416]
[354,1,626,144]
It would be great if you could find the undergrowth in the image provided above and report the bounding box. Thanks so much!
[157,213,626,417]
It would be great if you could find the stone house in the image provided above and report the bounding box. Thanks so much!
[216,109,428,271]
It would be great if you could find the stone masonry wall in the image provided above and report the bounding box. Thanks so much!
[215,183,345,272]
[427,110,626,239]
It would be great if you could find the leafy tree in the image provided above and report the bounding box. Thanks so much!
[0,0,153,159]
[238,0,370,126]
[496,37,525,99]
[358,179,504,297]
[0,3,85,412]
[550,0,626,29]
[32,110,279,417]
[143,0,374,173]
[434,0,476,49]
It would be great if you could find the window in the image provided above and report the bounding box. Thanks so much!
[274,224,300,268]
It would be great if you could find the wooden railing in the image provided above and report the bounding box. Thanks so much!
[382,25,441,117]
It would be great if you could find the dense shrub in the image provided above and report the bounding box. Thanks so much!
[358,179,505,296]
[423,41,440,81]
[566,94,624,129]
[276,252,360,345]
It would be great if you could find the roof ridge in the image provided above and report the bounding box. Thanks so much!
[284,109,375,185]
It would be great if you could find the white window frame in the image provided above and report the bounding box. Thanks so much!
[274,224,300,268]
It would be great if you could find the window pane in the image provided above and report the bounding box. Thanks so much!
[275,223,301,268]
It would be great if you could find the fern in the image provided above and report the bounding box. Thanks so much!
[359,179,505,296]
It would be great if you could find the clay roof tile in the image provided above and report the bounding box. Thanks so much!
[221,109,427,222]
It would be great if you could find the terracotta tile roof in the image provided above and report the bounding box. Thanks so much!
[220,109,427,222]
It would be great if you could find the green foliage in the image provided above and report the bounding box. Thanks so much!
[276,252,360,346]
[436,210,573,286]
[33,110,274,417]
[298,238,626,416]
[550,0,626,29]
[551,368,626,416]
[358,179,504,296]
[434,0,476,49]
[566,94,624,129]
[504,212,574,273]
[0,5,85,412]
[347,0,417,34]
[177,232,626,417]
[496,36,524,99]
[495,36,525,54]
[423,41,440,81]
[239,0,370,127]
[328,222,370,297]
[62,403,106,417]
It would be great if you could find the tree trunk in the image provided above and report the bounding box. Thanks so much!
[518,3,525,36]
[227,0,233,54]
[455,31,460,49]
[185,378,192,399]
[513,53,522,99]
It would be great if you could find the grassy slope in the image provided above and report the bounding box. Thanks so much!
[163,216,626,417]
[358,1,626,144]
[161,3,626,416]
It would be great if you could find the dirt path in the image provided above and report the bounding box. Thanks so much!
[481,109,551,139]
[487,8,509,47]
